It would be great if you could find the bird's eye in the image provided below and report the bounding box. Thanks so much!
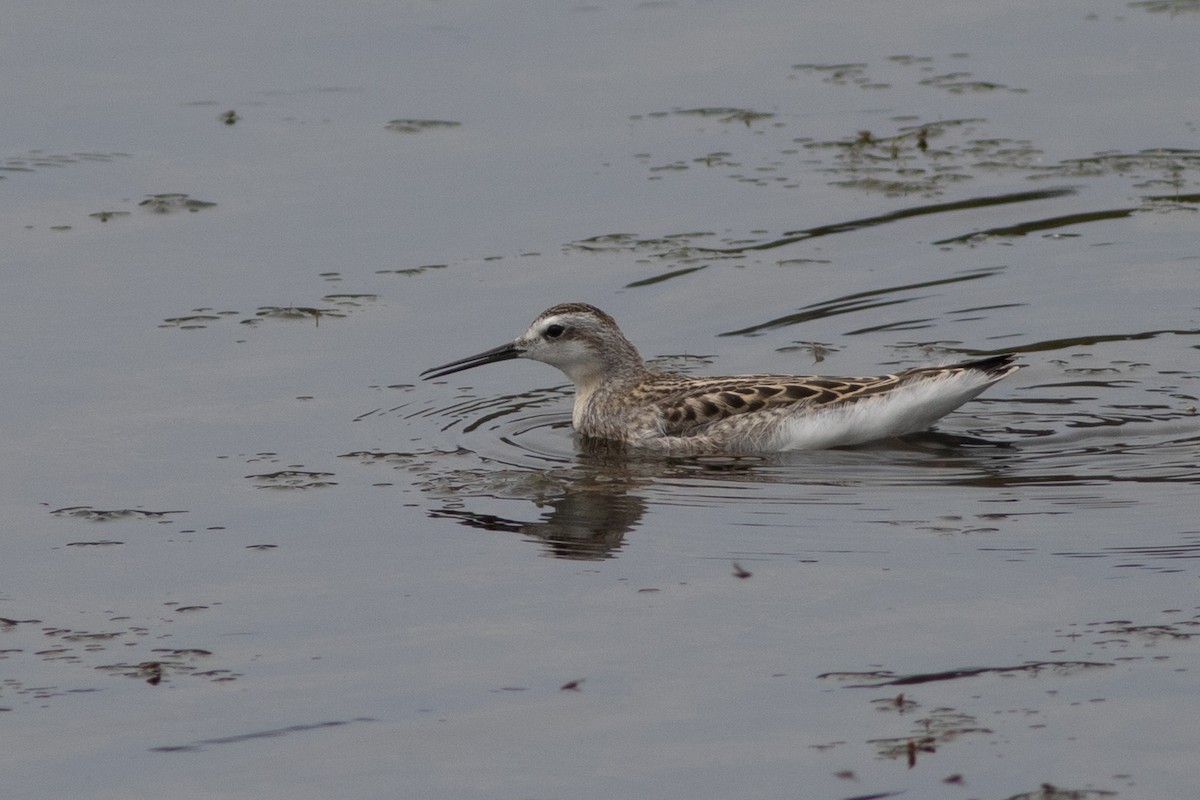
[545,324,566,339]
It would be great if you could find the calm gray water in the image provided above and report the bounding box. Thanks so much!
[2,1,1199,798]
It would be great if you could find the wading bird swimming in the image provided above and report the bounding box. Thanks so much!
[422,303,1019,455]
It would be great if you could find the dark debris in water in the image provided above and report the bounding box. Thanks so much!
[777,341,837,364]
[790,62,871,86]
[646,353,717,372]
[1003,785,1119,800]
[322,293,378,309]
[627,51,1200,200]
[245,470,338,490]
[0,609,241,706]
[249,306,344,325]
[139,193,217,213]
[160,300,365,330]
[159,310,234,330]
[871,692,919,714]
[88,210,130,222]
[375,263,448,276]
[384,119,461,133]
[51,506,187,523]
[816,611,1200,774]
[94,647,237,686]
[868,707,992,767]
[820,661,1112,688]
[919,71,1027,95]
[1129,0,1200,13]
[1070,615,1200,645]
[794,57,1028,94]
[567,231,743,264]
[671,107,775,127]
[809,122,1063,199]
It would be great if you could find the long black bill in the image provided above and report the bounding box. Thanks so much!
[420,342,523,380]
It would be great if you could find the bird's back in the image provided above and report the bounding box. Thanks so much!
[576,355,1020,453]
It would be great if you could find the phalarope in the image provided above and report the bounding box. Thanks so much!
[421,303,1020,454]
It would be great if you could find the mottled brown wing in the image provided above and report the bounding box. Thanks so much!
[653,373,905,435]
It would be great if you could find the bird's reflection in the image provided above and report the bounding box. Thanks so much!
[431,487,645,559]
[427,439,672,558]
[424,430,1020,559]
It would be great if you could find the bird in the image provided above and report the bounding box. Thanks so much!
[421,302,1020,454]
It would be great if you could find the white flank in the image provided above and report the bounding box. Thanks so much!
[769,370,1001,450]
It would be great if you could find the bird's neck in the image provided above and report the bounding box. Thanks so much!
[570,363,654,432]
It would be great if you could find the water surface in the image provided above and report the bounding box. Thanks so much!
[2,1,1199,799]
